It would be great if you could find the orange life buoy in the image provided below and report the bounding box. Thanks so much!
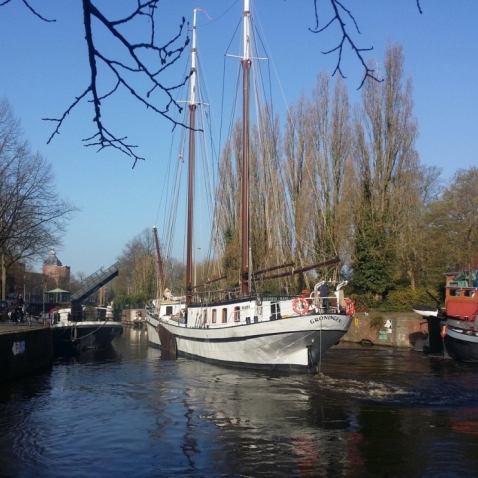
[292,297,309,315]
[344,298,355,316]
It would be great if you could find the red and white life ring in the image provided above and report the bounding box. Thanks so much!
[292,297,310,315]
[344,298,355,316]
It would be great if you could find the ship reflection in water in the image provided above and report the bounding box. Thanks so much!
[1,329,478,477]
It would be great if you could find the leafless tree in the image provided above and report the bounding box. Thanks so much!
[114,228,185,299]
[308,73,354,263]
[283,94,314,284]
[214,124,242,289]
[425,167,478,286]
[250,107,286,274]
[396,164,442,289]
[115,228,156,298]
[283,74,353,288]
[0,97,78,299]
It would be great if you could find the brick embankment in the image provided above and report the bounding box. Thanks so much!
[0,322,53,382]
[342,312,428,349]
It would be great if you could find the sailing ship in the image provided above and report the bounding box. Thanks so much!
[413,269,478,361]
[145,1,354,372]
[145,227,184,348]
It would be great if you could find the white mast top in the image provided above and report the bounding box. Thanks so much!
[189,8,199,106]
[243,0,251,61]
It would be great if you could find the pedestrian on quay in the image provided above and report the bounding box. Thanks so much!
[17,294,24,321]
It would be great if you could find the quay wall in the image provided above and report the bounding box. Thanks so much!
[342,312,428,348]
[121,308,146,327]
[0,325,53,383]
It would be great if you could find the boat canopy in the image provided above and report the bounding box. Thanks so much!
[448,270,478,288]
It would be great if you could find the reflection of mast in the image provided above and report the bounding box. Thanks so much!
[153,226,165,296]
[241,0,251,296]
[185,8,199,308]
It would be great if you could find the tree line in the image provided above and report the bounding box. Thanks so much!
[3,42,475,311]
[114,43,478,311]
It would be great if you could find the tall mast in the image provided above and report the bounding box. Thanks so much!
[186,8,199,308]
[241,0,251,296]
[152,226,165,297]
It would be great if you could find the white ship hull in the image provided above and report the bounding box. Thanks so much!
[145,299,184,348]
[155,294,353,372]
[146,312,160,347]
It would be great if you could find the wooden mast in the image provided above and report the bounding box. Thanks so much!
[241,0,251,296]
[186,9,199,308]
[152,226,165,297]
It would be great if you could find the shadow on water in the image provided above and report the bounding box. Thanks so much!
[54,343,120,365]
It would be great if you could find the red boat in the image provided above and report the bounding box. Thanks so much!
[442,270,478,361]
[413,269,478,361]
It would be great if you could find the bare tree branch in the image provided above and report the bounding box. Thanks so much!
[3,0,425,165]
[5,0,191,168]
[20,0,55,22]
[59,1,190,168]
[311,0,422,89]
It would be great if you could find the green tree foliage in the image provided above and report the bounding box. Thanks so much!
[352,208,396,295]
[352,44,419,297]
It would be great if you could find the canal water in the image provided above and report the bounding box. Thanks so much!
[1,328,478,477]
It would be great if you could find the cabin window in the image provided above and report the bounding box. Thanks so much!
[166,306,173,315]
[270,302,282,321]
[212,309,217,324]
[464,290,475,298]
[203,309,207,324]
[234,306,240,322]
[449,289,460,297]
[222,308,228,323]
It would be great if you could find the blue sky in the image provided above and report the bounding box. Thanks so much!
[0,0,477,276]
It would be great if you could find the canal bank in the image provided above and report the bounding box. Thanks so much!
[0,310,430,383]
[0,322,53,383]
[342,311,429,349]
[121,308,146,328]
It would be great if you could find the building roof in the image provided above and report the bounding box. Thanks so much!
[43,249,62,266]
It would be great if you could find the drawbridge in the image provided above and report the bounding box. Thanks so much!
[71,263,119,304]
